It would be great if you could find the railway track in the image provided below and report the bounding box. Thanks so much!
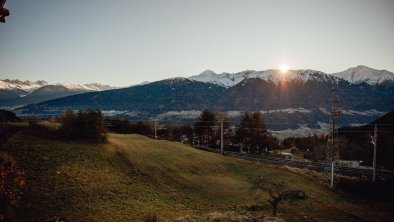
[196,147,394,179]
[225,151,394,179]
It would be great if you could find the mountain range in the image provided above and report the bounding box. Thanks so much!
[189,65,394,87]
[0,79,115,107]
[6,65,394,135]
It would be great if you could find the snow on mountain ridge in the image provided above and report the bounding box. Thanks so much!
[189,70,254,87]
[0,79,115,92]
[83,83,115,91]
[331,65,394,84]
[59,83,114,91]
[188,66,394,87]
[188,69,336,87]
[0,79,47,91]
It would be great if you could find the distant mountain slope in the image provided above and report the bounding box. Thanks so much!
[1,85,89,107]
[0,88,26,101]
[18,78,226,115]
[219,73,393,111]
[219,71,342,110]
[0,79,115,107]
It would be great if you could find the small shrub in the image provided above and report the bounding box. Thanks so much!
[58,109,107,142]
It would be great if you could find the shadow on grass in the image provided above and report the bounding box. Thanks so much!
[336,178,394,202]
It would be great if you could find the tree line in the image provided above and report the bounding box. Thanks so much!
[106,108,280,153]
[2,108,325,156]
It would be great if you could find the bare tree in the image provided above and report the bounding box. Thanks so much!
[252,174,305,216]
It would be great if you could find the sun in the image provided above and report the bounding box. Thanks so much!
[280,64,288,73]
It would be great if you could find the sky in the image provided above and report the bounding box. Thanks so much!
[0,0,393,86]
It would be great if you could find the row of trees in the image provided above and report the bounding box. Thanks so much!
[7,107,278,152]
[193,109,280,152]
[4,108,324,155]
[106,118,155,136]
[106,108,280,153]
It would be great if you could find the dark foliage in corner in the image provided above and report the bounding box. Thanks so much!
[0,152,26,221]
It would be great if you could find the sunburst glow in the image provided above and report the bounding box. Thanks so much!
[280,64,288,73]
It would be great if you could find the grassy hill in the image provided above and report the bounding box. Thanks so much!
[2,131,394,221]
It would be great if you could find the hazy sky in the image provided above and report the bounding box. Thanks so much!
[1,0,393,86]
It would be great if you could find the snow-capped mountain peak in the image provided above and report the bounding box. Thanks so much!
[199,70,217,77]
[189,70,252,87]
[0,79,48,91]
[331,65,394,85]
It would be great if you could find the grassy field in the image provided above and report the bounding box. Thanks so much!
[2,130,394,221]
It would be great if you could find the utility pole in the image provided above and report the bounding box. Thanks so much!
[220,119,224,155]
[330,162,334,188]
[154,120,158,139]
[372,124,377,182]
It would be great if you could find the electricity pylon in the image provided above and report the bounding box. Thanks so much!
[326,88,341,188]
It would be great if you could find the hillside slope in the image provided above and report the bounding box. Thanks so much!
[338,110,394,169]
[3,133,393,221]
